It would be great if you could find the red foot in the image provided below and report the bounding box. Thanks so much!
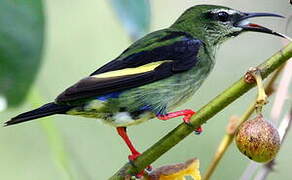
[128,152,141,161]
[194,126,203,135]
[116,127,152,178]
[157,109,203,135]
[128,152,152,178]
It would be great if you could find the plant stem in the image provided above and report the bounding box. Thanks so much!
[203,101,256,180]
[109,43,292,180]
[202,133,234,180]
[29,88,73,180]
[202,65,284,180]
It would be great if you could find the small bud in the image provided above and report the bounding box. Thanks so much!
[226,116,239,135]
[244,67,257,84]
[235,115,280,163]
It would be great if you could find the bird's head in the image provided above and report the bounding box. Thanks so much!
[171,5,285,47]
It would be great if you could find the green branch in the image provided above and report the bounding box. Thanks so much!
[202,65,284,180]
[109,43,292,180]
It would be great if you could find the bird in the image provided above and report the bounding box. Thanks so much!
[5,4,286,174]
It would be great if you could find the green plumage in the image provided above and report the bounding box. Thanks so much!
[67,44,214,126]
[7,4,284,128]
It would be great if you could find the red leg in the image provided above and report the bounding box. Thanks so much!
[157,109,203,134]
[116,127,140,160]
[116,127,152,177]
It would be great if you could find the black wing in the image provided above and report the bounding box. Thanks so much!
[56,30,203,104]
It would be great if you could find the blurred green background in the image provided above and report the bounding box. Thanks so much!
[1,0,291,179]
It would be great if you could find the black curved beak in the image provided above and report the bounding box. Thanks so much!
[234,12,286,38]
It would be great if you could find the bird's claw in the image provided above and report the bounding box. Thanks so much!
[182,112,203,135]
[194,126,203,135]
[128,152,152,178]
[182,112,194,123]
[128,152,141,161]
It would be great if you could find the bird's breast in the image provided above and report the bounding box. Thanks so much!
[166,57,215,110]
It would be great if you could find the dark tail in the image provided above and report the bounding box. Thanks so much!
[5,102,73,126]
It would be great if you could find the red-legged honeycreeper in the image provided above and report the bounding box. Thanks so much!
[5,4,287,173]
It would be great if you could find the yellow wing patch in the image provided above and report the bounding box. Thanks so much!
[92,60,172,78]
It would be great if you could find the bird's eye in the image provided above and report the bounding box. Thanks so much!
[216,12,229,22]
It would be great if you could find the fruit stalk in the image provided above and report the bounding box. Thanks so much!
[203,66,284,180]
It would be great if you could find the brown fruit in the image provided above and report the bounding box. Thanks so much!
[235,114,280,163]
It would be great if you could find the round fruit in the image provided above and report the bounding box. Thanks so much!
[235,114,280,163]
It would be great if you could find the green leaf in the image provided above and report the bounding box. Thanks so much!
[109,0,151,40]
[0,0,44,107]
